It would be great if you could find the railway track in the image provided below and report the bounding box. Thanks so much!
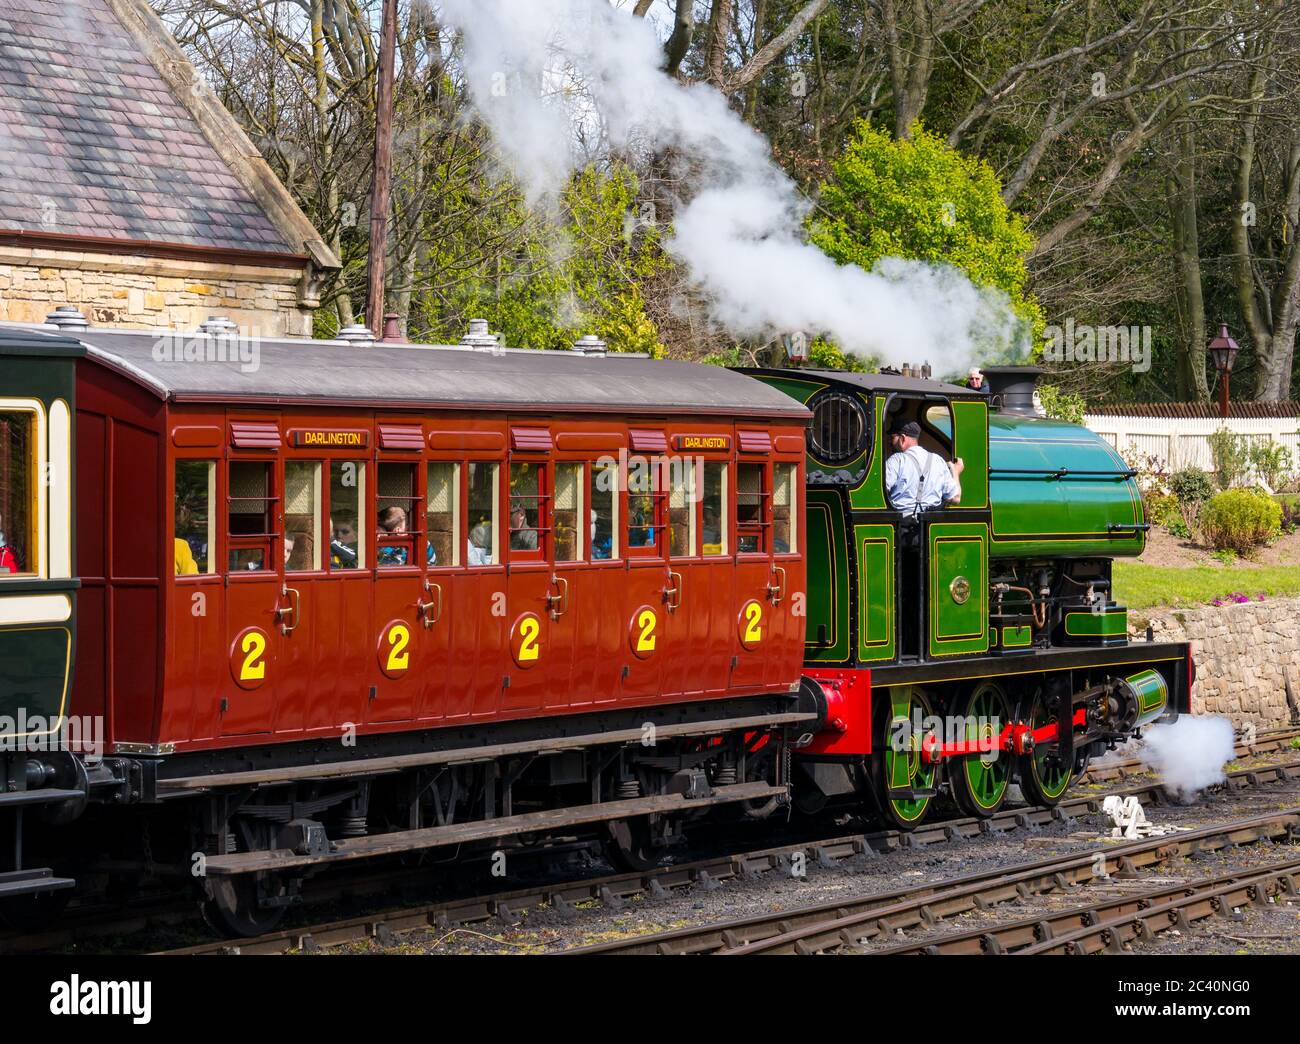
[574,807,1300,955]
[161,755,1300,955]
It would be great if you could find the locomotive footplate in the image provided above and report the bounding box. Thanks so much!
[0,867,76,900]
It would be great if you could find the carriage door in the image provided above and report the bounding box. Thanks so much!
[620,429,669,702]
[660,428,731,699]
[273,453,325,736]
[222,433,283,737]
[730,431,777,692]
[369,425,426,724]
[502,427,554,713]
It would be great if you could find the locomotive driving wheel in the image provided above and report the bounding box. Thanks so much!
[201,873,290,938]
[948,682,1013,817]
[871,687,937,830]
[1018,688,1074,807]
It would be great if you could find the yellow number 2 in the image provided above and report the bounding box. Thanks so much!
[518,616,540,662]
[636,609,657,654]
[386,623,411,673]
[240,631,267,682]
[744,601,763,645]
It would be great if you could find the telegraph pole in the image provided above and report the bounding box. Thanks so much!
[366,0,398,336]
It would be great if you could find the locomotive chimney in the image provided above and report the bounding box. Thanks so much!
[982,365,1044,417]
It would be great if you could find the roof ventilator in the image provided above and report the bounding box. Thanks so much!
[337,324,377,347]
[45,305,89,331]
[460,318,502,352]
[572,334,608,357]
[198,316,238,335]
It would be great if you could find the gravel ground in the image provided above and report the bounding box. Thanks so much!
[337,749,1300,955]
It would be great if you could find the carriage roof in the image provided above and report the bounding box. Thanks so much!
[6,325,809,420]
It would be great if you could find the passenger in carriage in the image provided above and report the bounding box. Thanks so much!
[378,506,437,567]
[0,512,21,574]
[508,500,538,551]
[468,521,493,565]
[330,513,359,569]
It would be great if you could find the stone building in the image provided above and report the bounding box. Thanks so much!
[0,0,339,337]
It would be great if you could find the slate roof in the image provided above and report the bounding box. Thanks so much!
[0,0,295,254]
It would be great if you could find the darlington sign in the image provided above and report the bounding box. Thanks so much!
[673,435,731,451]
[289,429,370,448]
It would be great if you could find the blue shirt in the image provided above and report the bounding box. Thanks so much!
[884,445,960,515]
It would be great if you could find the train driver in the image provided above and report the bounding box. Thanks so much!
[885,420,964,516]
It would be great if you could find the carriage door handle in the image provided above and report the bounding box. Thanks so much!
[767,567,786,606]
[664,571,683,612]
[547,575,569,620]
[277,585,300,636]
[417,579,442,630]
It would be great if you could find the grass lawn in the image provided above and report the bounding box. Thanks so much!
[1114,561,1300,611]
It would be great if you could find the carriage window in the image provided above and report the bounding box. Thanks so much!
[284,461,321,572]
[554,462,582,562]
[174,460,215,575]
[702,462,727,556]
[467,462,499,565]
[737,462,767,554]
[773,463,797,554]
[0,411,34,576]
[590,462,617,560]
[627,459,658,551]
[329,461,364,570]
[377,462,420,568]
[427,462,459,567]
[508,462,545,556]
[227,461,275,572]
[668,459,697,557]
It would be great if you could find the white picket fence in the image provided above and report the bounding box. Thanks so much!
[1083,412,1300,478]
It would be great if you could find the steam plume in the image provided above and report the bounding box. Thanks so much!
[1139,715,1236,803]
[436,0,1022,370]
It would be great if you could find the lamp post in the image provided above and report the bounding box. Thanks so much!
[1207,323,1240,419]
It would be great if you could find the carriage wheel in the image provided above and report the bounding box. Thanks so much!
[602,817,662,873]
[872,688,937,830]
[1018,688,1074,807]
[201,873,289,938]
[949,682,1013,817]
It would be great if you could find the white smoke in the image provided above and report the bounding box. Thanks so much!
[436,0,1023,370]
[1139,715,1236,803]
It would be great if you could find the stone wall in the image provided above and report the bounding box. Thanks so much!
[0,247,313,338]
[1132,598,1300,726]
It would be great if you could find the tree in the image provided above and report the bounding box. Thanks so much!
[810,121,1043,345]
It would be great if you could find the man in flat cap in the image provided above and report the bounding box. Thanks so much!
[885,420,964,515]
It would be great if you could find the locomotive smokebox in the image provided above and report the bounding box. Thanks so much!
[983,365,1044,417]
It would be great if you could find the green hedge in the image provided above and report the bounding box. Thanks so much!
[1199,489,1283,554]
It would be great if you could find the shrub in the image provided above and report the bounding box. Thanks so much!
[1248,439,1293,490]
[1168,467,1214,504]
[1037,383,1086,424]
[1199,489,1283,554]
[1208,428,1249,489]
[1143,492,1188,536]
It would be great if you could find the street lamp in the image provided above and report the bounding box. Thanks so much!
[1207,323,1240,419]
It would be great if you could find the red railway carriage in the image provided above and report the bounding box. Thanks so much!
[3,322,811,933]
